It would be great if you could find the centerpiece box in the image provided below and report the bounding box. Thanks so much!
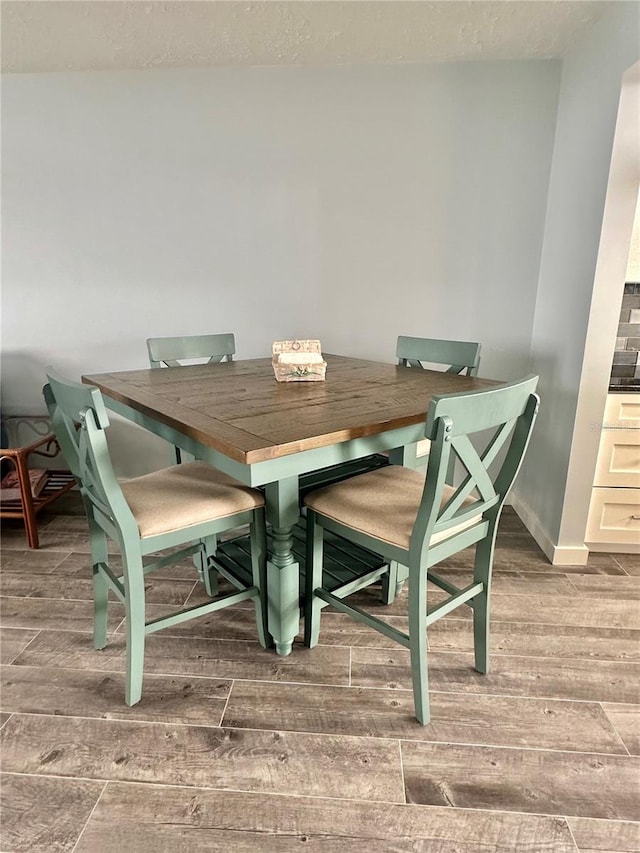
[272,340,327,382]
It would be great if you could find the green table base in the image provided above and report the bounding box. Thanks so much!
[213,519,388,612]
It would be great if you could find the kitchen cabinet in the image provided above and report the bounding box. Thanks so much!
[586,393,640,551]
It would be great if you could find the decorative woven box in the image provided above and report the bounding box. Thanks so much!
[272,340,327,382]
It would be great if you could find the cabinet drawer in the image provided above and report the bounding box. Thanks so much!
[594,429,640,487]
[587,488,640,545]
[604,394,640,429]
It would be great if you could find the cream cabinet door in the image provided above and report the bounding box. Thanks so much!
[586,488,640,545]
[604,395,640,429]
[593,429,640,488]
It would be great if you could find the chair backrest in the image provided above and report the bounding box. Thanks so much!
[396,335,481,376]
[43,369,137,539]
[146,334,236,368]
[410,375,539,557]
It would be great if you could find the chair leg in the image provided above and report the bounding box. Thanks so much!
[472,535,496,675]
[15,454,39,549]
[122,547,146,706]
[380,565,393,605]
[408,564,430,725]
[88,519,109,651]
[381,561,400,605]
[250,508,270,649]
[394,562,409,599]
[198,535,218,598]
[304,511,324,648]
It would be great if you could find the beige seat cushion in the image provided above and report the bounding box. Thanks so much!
[120,461,264,538]
[304,465,481,551]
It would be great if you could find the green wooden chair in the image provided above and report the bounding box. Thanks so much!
[396,336,481,463]
[300,336,483,607]
[303,336,482,490]
[43,368,268,706]
[146,333,236,368]
[396,335,481,375]
[147,333,236,464]
[303,375,539,725]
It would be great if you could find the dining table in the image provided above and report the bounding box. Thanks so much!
[83,353,497,656]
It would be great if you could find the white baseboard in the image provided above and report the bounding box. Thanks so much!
[587,541,640,554]
[547,544,590,566]
[508,493,589,567]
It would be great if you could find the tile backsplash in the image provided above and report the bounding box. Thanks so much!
[610,282,640,391]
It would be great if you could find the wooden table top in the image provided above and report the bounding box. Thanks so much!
[83,355,497,465]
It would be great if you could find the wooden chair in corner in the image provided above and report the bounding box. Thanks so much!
[43,368,268,707]
[303,375,539,725]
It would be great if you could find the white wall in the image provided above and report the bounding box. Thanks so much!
[512,2,640,562]
[2,61,559,473]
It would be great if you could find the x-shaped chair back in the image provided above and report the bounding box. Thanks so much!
[396,335,481,376]
[147,333,236,368]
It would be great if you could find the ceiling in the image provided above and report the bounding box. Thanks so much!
[2,1,613,74]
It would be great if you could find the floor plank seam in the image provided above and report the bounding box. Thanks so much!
[219,679,235,727]
[181,580,201,607]
[396,737,639,760]
[69,780,108,853]
[3,629,42,665]
[397,738,408,805]
[598,702,634,757]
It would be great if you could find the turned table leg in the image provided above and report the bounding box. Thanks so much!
[264,477,301,656]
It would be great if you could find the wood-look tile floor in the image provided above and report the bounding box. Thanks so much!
[1,495,639,852]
